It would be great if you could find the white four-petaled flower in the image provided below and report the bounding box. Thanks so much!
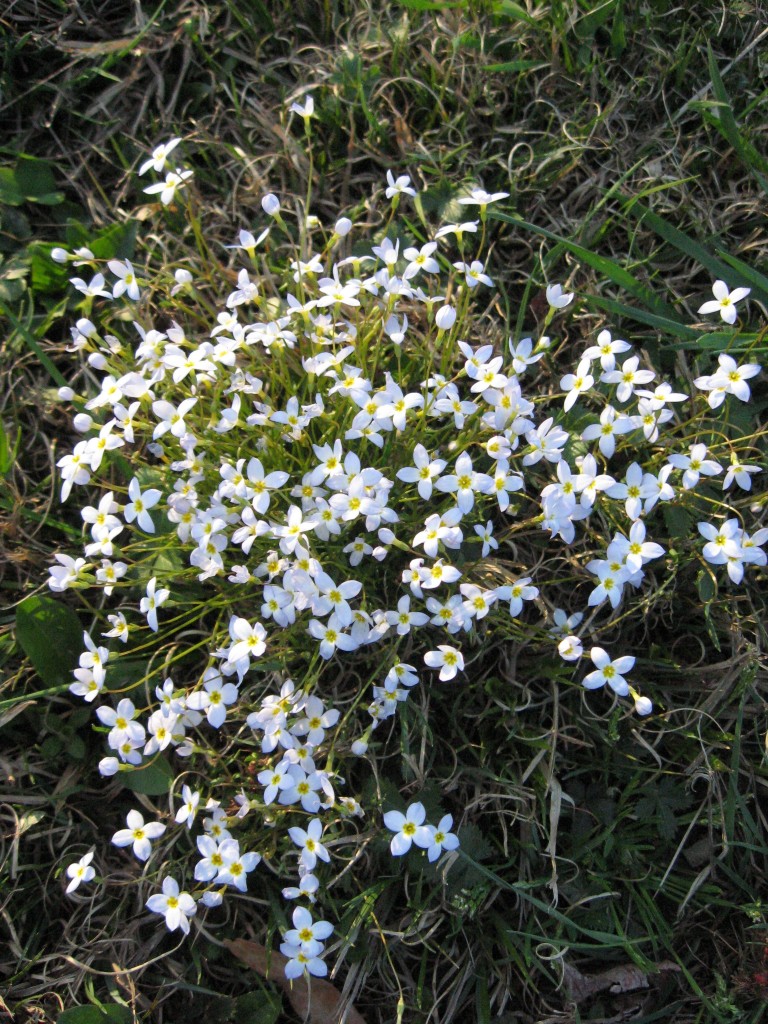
[697,280,750,324]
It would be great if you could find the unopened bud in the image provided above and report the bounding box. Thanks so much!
[261,193,280,217]
[73,413,93,433]
[435,305,456,331]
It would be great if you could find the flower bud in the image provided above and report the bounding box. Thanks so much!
[200,890,223,907]
[73,413,93,433]
[261,193,280,217]
[334,217,352,237]
[57,386,75,401]
[88,352,107,370]
[98,757,120,777]
[435,305,456,331]
[351,739,368,756]
[51,247,69,263]
[76,318,97,337]
[634,695,653,716]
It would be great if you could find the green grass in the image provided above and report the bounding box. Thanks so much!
[1,2,767,1023]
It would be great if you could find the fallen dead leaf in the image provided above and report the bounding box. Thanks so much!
[225,937,367,1024]
[562,959,680,1004]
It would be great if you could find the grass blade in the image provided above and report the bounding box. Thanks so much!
[619,197,760,298]
[703,45,768,197]
[492,211,683,322]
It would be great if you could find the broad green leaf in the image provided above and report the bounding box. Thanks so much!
[30,242,71,293]
[0,272,26,303]
[0,205,31,253]
[88,221,137,262]
[62,220,137,262]
[121,756,174,795]
[0,167,24,205]
[14,157,65,205]
[234,991,281,1024]
[104,658,151,694]
[15,595,82,687]
[697,571,716,603]
[662,504,694,541]
[0,158,64,206]
[0,252,30,305]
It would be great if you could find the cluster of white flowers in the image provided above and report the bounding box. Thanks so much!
[384,801,459,861]
[54,131,764,978]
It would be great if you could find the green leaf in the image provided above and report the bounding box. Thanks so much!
[14,157,65,205]
[104,658,151,695]
[30,242,71,293]
[60,220,137,263]
[88,221,137,262]
[121,756,174,796]
[15,595,82,687]
[0,168,24,206]
[0,205,31,252]
[475,973,491,1024]
[493,0,537,25]
[57,1005,133,1024]
[234,990,282,1024]
[662,504,693,541]
[697,570,716,603]
[0,158,64,207]
[485,59,549,73]
[574,0,618,40]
